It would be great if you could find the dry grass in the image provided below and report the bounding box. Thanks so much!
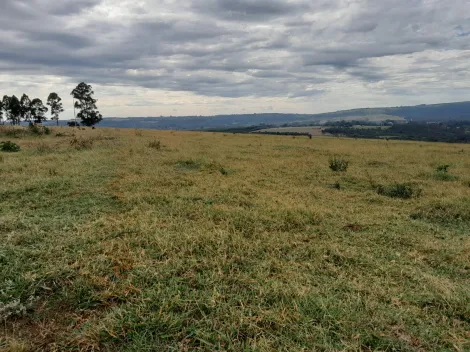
[0,126,469,351]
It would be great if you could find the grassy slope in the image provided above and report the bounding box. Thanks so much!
[1,127,470,351]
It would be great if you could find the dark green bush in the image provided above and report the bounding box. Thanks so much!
[435,164,450,173]
[329,156,349,172]
[377,183,420,199]
[0,141,20,152]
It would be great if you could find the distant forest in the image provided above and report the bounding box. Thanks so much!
[323,121,470,143]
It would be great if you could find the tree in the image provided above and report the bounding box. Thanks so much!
[30,98,48,123]
[2,96,10,124]
[71,82,102,127]
[0,99,4,124]
[20,94,32,122]
[7,95,21,125]
[47,92,64,126]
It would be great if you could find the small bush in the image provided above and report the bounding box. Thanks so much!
[377,183,420,199]
[0,141,20,152]
[435,164,450,173]
[329,156,349,172]
[70,137,93,150]
[148,139,161,150]
[219,168,231,175]
[433,164,458,181]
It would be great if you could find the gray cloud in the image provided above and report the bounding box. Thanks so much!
[0,0,470,104]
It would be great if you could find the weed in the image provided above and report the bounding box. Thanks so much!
[329,156,349,172]
[377,183,420,199]
[148,139,161,150]
[0,141,20,152]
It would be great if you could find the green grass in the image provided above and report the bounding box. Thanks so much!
[1,127,470,351]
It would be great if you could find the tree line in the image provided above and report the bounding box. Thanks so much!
[0,82,102,127]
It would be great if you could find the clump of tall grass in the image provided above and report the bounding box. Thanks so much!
[70,136,94,150]
[148,139,161,150]
[329,156,349,172]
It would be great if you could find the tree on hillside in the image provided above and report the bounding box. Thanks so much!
[71,82,102,127]
[30,98,48,123]
[20,94,32,122]
[6,95,21,125]
[47,93,64,126]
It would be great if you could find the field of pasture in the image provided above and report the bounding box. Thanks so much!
[0,126,469,351]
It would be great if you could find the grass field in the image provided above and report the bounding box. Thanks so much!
[1,126,469,351]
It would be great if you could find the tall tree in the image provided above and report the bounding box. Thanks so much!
[30,98,48,124]
[0,99,4,124]
[2,96,11,124]
[70,82,102,127]
[47,92,64,126]
[7,95,22,125]
[20,94,32,122]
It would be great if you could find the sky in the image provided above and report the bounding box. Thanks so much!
[1,0,470,119]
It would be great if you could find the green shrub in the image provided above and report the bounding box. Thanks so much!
[148,139,161,150]
[433,164,458,181]
[435,164,450,173]
[377,183,420,199]
[329,156,349,172]
[0,141,20,152]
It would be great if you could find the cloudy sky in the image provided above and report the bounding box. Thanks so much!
[1,0,470,118]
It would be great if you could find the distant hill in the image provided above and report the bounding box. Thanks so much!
[53,101,470,130]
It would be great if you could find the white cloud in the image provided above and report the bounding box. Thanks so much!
[1,0,469,118]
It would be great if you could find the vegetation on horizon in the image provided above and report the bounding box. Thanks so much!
[0,127,469,351]
[1,82,101,127]
[324,121,470,143]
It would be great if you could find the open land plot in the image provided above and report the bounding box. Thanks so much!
[1,126,470,351]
